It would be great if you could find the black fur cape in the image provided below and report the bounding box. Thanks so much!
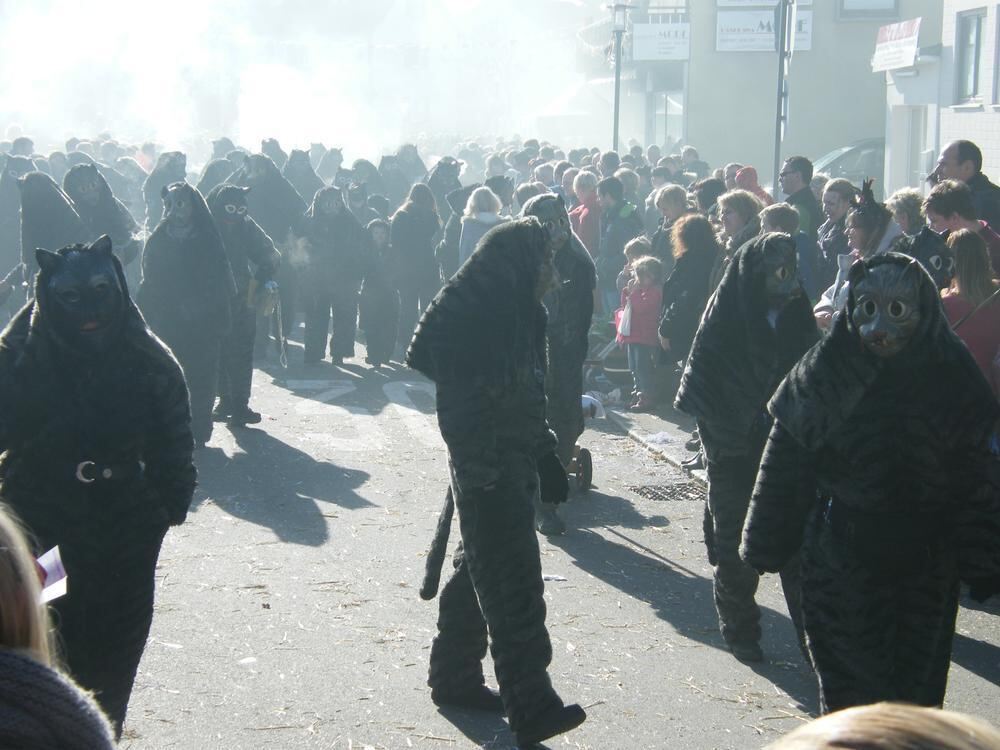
[742,253,1000,575]
[18,172,86,276]
[206,184,280,294]
[406,218,550,388]
[283,150,326,205]
[195,159,236,197]
[137,183,236,340]
[674,233,819,456]
[0,239,195,526]
[63,163,139,251]
[234,155,307,247]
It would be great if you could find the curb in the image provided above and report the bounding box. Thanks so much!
[604,409,707,488]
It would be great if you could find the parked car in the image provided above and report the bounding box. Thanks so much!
[812,138,886,199]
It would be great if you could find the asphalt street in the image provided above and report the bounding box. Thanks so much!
[121,344,1000,749]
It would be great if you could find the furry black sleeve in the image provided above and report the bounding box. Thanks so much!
[740,421,818,573]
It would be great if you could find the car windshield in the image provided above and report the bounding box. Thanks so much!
[812,146,854,173]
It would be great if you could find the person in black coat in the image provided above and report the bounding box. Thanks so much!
[435,183,479,281]
[391,183,441,354]
[359,219,399,367]
[138,183,237,445]
[195,158,237,197]
[407,218,586,748]
[297,187,367,365]
[0,155,34,279]
[18,172,87,289]
[63,163,141,270]
[206,184,281,424]
[675,233,818,664]
[234,154,307,343]
[658,214,720,364]
[141,151,186,230]
[425,157,462,223]
[0,236,196,736]
[523,194,596,535]
[742,253,1000,712]
[282,149,325,205]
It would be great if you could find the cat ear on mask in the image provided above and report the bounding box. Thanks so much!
[91,235,113,257]
[902,257,925,286]
[239,186,251,195]
[35,248,63,274]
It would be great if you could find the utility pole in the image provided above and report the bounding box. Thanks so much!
[772,0,793,200]
[611,4,629,153]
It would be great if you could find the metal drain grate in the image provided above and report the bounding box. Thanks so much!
[629,482,706,502]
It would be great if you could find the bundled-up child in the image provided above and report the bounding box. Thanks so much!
[616,255,664,411]
[360,219,400,368]
[617,236,652,292]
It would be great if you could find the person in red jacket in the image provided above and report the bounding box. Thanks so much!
[569,170,599,258]
[941,228,1000,397]
[616,255,664,411]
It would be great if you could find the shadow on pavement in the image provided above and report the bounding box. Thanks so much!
[191,427,373,547]
[551,491,819,714]
[952,632,1000,686]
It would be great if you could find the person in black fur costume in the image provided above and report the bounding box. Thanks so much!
[741,252,1000,713]
[282,148,325,205]
[0,236,196,735]
[206,184,281,424]
[296,187,367,364]
[359,218,399,367]
[435,183,478,281]
[407,218,586,748]
[142,151,186,229]
[522,193,596,536]
[138,183,236,446]
[63,163,141,269]
[19,171,87,289]
[0,155,34,278]
[675,232,818,663]
[195,158,237,197]
[235,154,307,343]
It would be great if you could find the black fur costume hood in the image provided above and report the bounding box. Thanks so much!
[674,233,818,439]
[406,217,550,387]
[63,163,138,248]
[769,252,998,453]
[18,171,86,271]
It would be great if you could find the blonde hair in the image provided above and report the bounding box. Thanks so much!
[0,506,53,666]
[717,189,765,223]
[632,255,664,284]
[767,703,1000,750]
[624,236,652,260]
[656,184,688,211]
[463,186,502,219]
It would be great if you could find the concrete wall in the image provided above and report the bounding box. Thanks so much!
[940,1,1000,180]
[678,0,939,186]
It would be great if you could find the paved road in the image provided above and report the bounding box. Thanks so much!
[121,351,1000,749]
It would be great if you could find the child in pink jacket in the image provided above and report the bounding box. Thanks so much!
[616,256,664,411]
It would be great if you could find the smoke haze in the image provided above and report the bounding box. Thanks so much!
[0,0,597,161]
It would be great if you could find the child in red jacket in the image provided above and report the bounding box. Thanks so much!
[616,256,664,411]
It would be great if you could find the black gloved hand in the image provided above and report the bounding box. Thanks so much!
[538,452,569,505]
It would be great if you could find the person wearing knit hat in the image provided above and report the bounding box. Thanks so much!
[0,506,115,749]
[735,166,774,207]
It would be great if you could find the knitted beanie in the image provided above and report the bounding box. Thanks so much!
[0,649,116,749]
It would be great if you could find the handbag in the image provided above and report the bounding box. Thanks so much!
[616,298,633,337]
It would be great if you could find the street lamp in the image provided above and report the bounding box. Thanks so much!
[609,3,635,153]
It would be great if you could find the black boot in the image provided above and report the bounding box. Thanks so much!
[431,685,505,714]
[515,704,587,747]
[228,406,262,426]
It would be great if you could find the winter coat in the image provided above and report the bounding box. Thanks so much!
[943,292,1000,395]
[569,195,600,258]
[817,216,848,291]
[659,239,719,359]
[617,284,663,347]
[459,213,507,265]
[390,206,441,288]
[787,185,822,240]
[814,222,903,320]
[967,172,1000,232]
[597,201,644,293]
